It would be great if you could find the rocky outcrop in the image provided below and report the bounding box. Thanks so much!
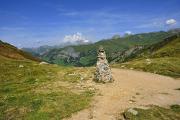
[110,45,144,63]
[94,46,113,83]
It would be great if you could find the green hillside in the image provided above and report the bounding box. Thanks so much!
[112,34,180,78]
[0,42,94,119]
[0,40,41,62]
[40,31,172,66]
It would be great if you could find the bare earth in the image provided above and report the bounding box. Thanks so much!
[65,68,180,120]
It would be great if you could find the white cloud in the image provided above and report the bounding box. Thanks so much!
[166,19,176,25]
[63,32,89,44]
[125,31,133,35]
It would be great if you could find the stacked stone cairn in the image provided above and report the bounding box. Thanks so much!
[94,46,113,83]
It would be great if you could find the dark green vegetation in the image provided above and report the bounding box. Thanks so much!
[0,42,94,119]
[123,105,180,120]
[112,34,180,78]
[26,31,173,66]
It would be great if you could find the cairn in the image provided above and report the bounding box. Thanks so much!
[94,46,113,83]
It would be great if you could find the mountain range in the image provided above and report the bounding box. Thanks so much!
[23,29,179,66]
[0,28,180,119]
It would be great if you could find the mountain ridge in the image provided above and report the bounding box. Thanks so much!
[0,40,41,62]
[36,31,173,66]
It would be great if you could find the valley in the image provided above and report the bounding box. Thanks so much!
[0,30,180,120]
[1,0,180,119]
[23,31,173,66]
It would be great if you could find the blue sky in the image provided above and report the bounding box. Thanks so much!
[0,0,180,48]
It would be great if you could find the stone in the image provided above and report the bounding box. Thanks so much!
[19,65,24,68]
[127,108,138,115]
[39,62,48,65]
[146,59,151,65]
[94,46,113,83]
[121,65,125,68]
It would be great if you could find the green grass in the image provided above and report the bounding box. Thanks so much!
[0,56,94,119]
[112,37,180,78]
[123,105,180,120]
[151,37,180,58]
[113,57,180,78]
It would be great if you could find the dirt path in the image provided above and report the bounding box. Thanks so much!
[65,68,180,120]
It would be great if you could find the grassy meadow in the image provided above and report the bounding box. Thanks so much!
[0,55,94,120]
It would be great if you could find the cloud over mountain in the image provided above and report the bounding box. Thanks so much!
[125,31,133,35]
[166,19,177,25]
[63,32,90,45]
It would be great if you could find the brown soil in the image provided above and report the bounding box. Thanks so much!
[65,68,180,120]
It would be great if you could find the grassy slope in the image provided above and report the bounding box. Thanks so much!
[0,55,94,119]
[0,40,41,62]
[112,36,180,78]
[57,31,172,54]
[122,105,180,120]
